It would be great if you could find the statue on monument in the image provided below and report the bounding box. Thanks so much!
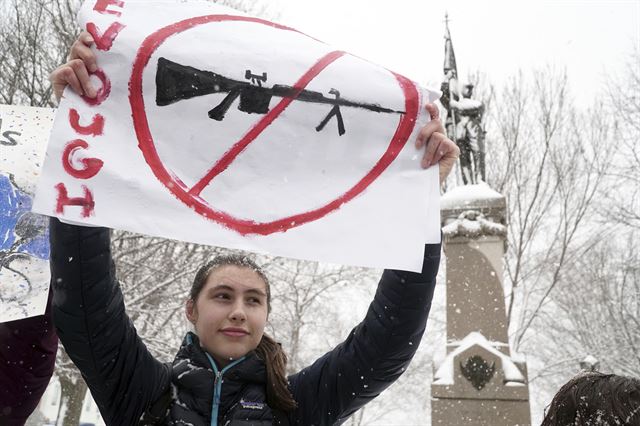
[440,15,486,185]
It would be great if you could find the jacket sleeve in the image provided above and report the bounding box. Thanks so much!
[49,218,170,425]
[287,242,441,426]
[0,288,57,426]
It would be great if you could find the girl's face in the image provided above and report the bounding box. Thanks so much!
[186,265,269,367]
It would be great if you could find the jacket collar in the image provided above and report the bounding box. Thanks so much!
[171,332,268,422]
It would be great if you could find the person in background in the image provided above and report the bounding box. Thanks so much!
[0,290,58,426]
[541,371,640,426]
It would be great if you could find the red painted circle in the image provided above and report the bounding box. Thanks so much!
[129,15,419,236]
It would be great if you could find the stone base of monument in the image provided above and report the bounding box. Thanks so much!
[431,332,530,426]
[431,399,531,426]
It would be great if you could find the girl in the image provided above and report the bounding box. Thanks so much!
[49,33,458,425]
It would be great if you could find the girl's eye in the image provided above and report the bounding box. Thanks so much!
[214,293,231,301]
[247,297,261,305]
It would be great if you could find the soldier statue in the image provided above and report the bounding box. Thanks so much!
[440,16,486,185]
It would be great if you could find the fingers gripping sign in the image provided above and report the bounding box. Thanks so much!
[416,103,459,183]
[69,33,98,72]
[51,33,97,101]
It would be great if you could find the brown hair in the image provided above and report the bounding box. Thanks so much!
[190,255,297,412]
[541,372,640,425]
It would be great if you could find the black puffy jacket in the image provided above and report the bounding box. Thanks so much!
[50,218,440,425]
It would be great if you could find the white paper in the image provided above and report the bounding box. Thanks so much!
[33,0,441,271]
[1,105,54,322]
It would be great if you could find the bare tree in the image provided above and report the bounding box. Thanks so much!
[262,257,377,374]
[527,232,640,412]
[53,348,87,426]
[0,0,275,108]
[556,236,638,374]
[513,49,638,366]
[463,54,637,424]
[527,45,640,391]
[0,0,78,107]
[600,46,640,230]
[481,68,613,352]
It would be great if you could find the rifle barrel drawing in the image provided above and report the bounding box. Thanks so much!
[155,57,405,134]
[157,58,403,113]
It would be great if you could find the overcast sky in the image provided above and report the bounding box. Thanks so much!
[278,0,639,107]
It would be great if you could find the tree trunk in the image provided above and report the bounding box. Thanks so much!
[56,374,87,426]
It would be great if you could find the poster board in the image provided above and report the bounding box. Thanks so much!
[34,0,441,272]
[1,105,54,322]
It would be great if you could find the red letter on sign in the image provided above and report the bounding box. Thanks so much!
[86,21,125,51]
[94,0,124,16]
[69,109,105,136]
[62,139,104,179]
[81,69,111,106]
[55,183,95,217]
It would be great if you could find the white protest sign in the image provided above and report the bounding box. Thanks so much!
[1,105,54,322]
[33,0,441,271]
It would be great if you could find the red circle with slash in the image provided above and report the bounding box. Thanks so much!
[129,15,419,236]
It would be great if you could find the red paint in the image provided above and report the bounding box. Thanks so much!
[129,15,419,235]
[62,139,104,179]
[81,68,111,106]
[93,0,124,16]
[55,11,122,219]
[55,183,95,217]
[190,50,346,197]
[86,21,125,51]
[69,109,105,136]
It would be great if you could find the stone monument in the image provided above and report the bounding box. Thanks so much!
[430,16,531,426]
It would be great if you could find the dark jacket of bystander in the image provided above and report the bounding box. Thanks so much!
[0,289,58,426]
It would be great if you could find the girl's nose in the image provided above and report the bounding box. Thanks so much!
[229,302,247,322]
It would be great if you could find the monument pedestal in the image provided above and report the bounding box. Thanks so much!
[431,184,531,426]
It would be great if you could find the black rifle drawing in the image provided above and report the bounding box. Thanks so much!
[155,57,405,136]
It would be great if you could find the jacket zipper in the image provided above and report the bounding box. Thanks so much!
[205,352,246,426]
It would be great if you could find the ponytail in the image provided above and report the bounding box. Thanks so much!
[255,333,297,412]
